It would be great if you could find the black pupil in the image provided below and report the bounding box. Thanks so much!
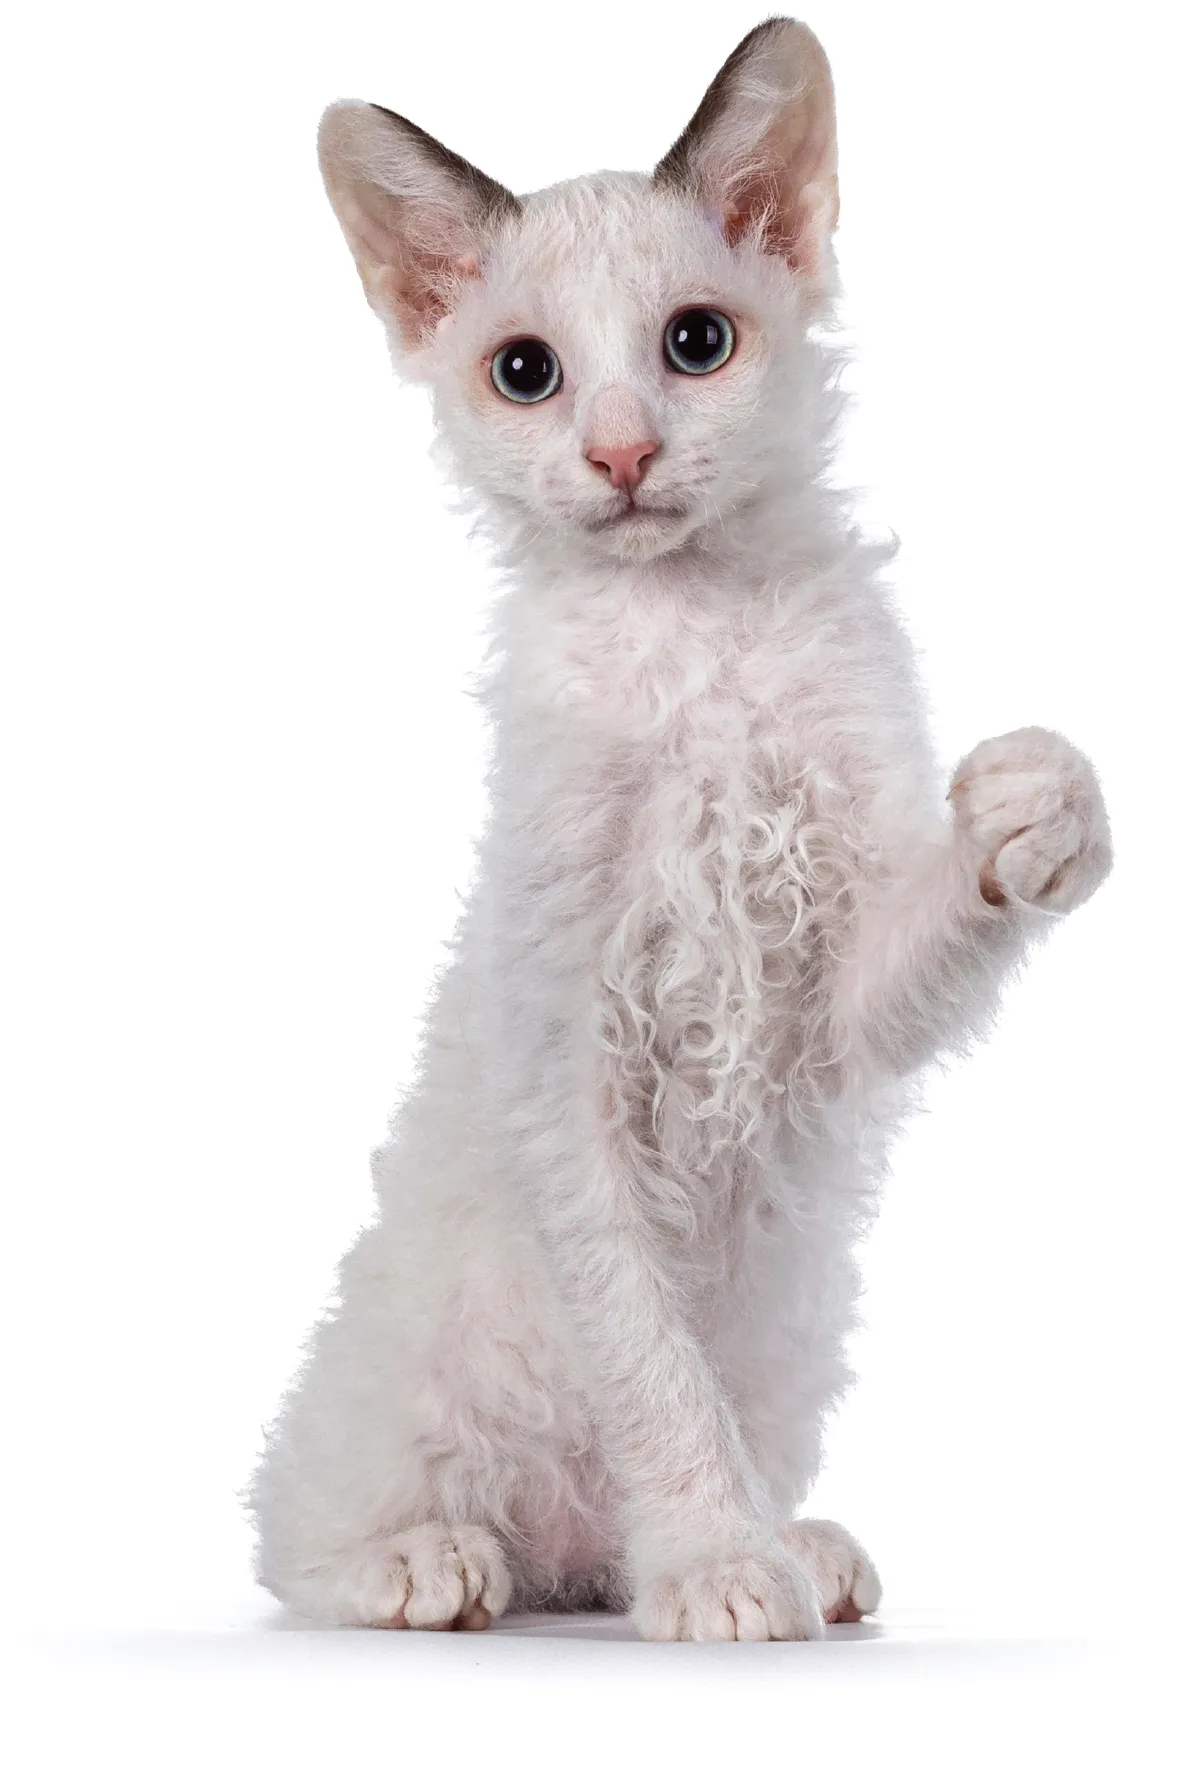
[501,340,554,395]
[671,311,723,365]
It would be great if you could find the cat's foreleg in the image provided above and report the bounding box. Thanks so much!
[840,727,1112,1081]
[523,1086,825,1641]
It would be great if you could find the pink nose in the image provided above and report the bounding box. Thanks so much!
[585,438,660,492]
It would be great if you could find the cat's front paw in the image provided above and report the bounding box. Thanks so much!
[632,1544,824,1642]
[950,727,1112,914]
[782,1517,882,1623]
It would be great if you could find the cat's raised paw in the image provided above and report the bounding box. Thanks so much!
[782,1517,881,1623]
[950,726,1112,914]
[632,1545,824,1642]
[334,1523,511,1630]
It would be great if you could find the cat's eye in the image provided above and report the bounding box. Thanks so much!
[490,338,563,404]
[663,309,736,376]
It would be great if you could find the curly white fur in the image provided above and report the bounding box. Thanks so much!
[249,19,1112,1641]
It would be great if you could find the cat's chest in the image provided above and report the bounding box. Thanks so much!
[588,626,846,840]
[618,705,835,924]
[509,595,871,939]
[565,661,859,1142]
[564,665,857,937]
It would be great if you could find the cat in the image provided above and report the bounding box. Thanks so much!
[248,17,1112,1641]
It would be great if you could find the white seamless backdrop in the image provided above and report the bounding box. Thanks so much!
[2,2,1196,1772]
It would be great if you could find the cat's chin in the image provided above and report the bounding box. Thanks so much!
[580,505,698,563]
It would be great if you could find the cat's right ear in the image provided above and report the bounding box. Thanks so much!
[317,102,520,346]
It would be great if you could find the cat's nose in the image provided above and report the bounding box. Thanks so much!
[585,438,660,492]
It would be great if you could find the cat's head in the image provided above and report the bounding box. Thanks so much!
[318,18,839,563]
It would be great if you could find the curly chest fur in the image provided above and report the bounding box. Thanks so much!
[504,603,879,1168]
[598,706,864,1160]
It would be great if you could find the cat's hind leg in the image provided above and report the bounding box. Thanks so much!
[249,1218,586,1629]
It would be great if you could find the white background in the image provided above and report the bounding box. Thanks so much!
[2,1,1197,1771]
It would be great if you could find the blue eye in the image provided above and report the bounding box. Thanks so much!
[664,308,735,375]
[491,338,562,403]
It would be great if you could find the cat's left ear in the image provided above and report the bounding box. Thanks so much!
[318,100,520,345]
[653,17,838,279]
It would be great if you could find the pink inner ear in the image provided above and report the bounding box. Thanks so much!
[428,256,482,339]
[714,175,832,278]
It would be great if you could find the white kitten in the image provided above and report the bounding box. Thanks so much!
[249,18,1112,1640]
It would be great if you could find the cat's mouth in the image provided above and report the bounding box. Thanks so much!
[585,501,689,533]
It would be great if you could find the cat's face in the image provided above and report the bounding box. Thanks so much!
[423,177,808,562]
[318,18,838,564]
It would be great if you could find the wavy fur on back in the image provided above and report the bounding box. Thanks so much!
[249,20,1112,1640]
